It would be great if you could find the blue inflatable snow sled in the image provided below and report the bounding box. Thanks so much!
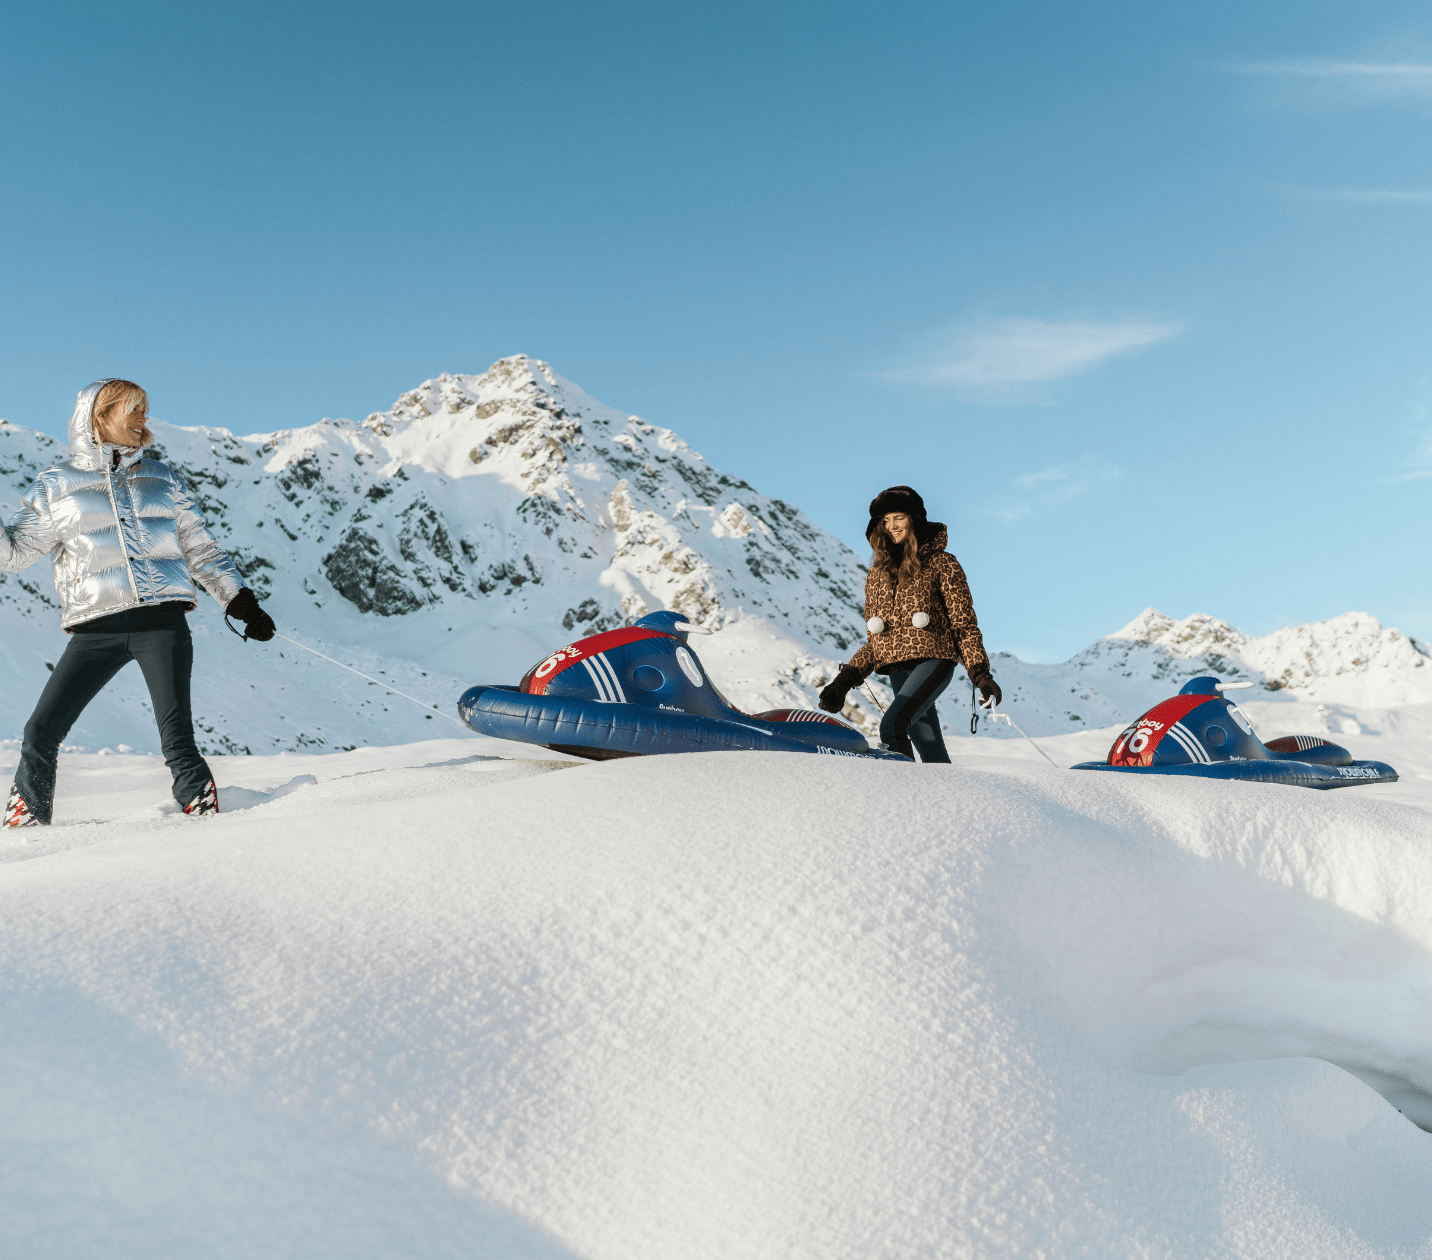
[457,611,910,761]
[1071,676,1397,788]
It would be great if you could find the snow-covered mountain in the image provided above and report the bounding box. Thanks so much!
[987,607,1432,741]
[1075,608,1432,704]
[155,353,868,644]
[0,356,884,752]
[3,355,1429,756]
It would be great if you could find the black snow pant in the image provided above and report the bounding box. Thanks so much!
[14,604,212,823]
[879,658,956,763]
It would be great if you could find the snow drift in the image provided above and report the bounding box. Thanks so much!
[3,736,1432,1258]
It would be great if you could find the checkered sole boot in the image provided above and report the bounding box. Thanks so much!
[5,783,44,828]
[183,780,219,816]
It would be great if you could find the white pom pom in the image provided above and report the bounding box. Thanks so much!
[911,611,930,629]
[866,617,885,634]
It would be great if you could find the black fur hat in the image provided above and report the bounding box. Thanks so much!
[866,485,928,540]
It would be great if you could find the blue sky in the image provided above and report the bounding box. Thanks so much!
[2,0,1428,660]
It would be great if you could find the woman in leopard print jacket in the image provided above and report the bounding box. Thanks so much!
[818,486,1000,762]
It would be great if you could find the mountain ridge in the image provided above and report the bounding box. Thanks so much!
[2,356,1428,755]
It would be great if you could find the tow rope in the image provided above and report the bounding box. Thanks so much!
[224,621,1058,761]
[226,615,468,729]
[975,694,1060,767]
[865,675,1056,767]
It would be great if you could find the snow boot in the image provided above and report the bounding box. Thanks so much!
[183,780,219,816]
[5,783,45,828]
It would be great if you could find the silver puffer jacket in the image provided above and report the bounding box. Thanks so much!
[0,380,246,630]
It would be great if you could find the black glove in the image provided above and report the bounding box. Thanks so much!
[226,587,276,643]
[818,665,864,713]
[971,671,1002,707]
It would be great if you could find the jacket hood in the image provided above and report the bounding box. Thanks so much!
[68,381,110,469]
[917,523,949,556]
[68,379,145,472]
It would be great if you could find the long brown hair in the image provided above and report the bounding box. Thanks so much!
[870,523,922,588]
[92,379,154,448]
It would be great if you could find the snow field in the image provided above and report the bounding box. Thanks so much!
[3,741,1432,1258]
[8,354,1431,1255]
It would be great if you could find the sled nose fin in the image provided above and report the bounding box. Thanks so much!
[1179,676,1256,696]
[632,610,714,640]
[1178,677,1221,696]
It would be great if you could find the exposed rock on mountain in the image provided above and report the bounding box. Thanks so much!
[1072,608,1431,704]
[987,607,1432,739]
[144,355,868,650]
[0,358,881,752]
[3,361,1428,756]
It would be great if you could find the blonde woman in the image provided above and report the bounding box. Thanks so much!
[819,486,999,761]
[0,380,275,826]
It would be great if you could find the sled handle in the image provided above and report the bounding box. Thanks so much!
[1215,681,1254,691]
[976,695,1060,767]
[673,621,715,635]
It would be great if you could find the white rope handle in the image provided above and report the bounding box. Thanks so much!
[977,696,1060,767]
[272,631,469,729]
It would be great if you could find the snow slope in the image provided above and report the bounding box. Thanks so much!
[3,735,1432,1259]
[7,359,1432,1256]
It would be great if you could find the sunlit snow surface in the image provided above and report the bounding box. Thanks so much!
[5,358,1432,1253]
[3,726,1432,1259]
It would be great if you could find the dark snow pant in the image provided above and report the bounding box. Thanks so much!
[14,606,212,823]
[879,658,956,763]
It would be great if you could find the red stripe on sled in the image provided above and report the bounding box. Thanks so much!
[521,627,675,695]
[1107,694,1215,766]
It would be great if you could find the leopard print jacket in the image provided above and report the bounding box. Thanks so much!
[846,524,990,681]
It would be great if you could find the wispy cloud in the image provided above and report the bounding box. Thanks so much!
[1297,187,1432,204]
[1396,404,1432,481]
[979,455,1123,522]
[879,317,1185,403]
[1230,57,1432,101]
[1242,58,1432,85]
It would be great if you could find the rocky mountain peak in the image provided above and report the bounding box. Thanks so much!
[1069,606,1431,706]
[359,356,563,437]
[9,355,871,652]
[6,366,1428,755]
[1110,608,1250,656]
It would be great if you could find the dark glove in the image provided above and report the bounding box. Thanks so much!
[971,671,1002,707]
[226,587,276,643]
[818,665,864,713]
